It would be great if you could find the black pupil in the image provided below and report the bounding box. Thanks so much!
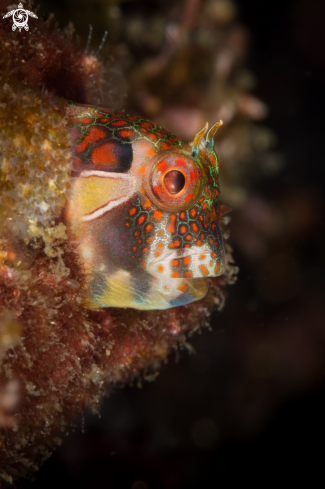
[164,170,186,195]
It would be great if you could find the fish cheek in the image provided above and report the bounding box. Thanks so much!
[85,205,140,272]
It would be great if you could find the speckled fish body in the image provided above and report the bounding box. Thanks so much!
[65,104,225,310]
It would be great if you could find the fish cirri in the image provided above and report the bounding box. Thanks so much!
[65,104,227,310]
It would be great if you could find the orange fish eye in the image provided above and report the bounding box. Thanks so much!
[143,151,204,212]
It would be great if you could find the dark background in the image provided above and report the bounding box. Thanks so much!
[19,0,325,486]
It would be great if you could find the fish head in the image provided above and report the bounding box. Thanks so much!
[65,105,226,310]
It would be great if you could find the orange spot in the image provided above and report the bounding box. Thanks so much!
[153,211,163,221]
[174,239,181,247]
[143,199,152,209]
[175,157,186,166]
[148,132,158,141]
[138,239,142,244]
[133,246,137,252]
[91,142,118,166]
[168,214,176,234]
[191,223,199,232]
[160,142,173,151]
[138,166,145,174]
[200,265,209,276]
[190,208,197,218]
[77,127,106,153]
[185,271,192,278]
[146,237,152,243]
[178,284,187,293]
[129,207,137,216]
[199,197,204,203]
[138,215,145,225]
[141,121,154,128]
[158,242,164,249]
[185,234,192,241]
[215,262,220,274]
[185,244,190,248]
[171,271,180,278]
[183,256,191,266]
[155,251,161,257]
[199,255,206,260]
[145,223,152,233]
[180,212,186,220]
[111,120,129,127]
[134,231,140,237]
[79,118,91,124]
[180,225,187,234]
[196,240,202,246]
[171,259,179,267]
[136,141,155,158]
[118,129,134,138]
[125,222,130,227]
[143,247,148,253]
[184,193,194,202]
[159,231,164,236]
[211,251,217,258]
[202,202,208,209]
[157,265,164,272]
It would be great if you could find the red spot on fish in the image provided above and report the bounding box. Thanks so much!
[111,120,129,127]
[160,142,173,151]
[138,215,146,225]
[183,256,191,266]
[145,223,152,233]
[200,265,209,276]
[175,157,186,167]
[117,129,134,139]
[153,211,163,221]
[77,127,106,153]
[168,214,176,233]
[191,223,199,232]
[91,142,118,166]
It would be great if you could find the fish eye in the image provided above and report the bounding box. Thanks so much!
[143,151,204,212]
[163,170,186,195]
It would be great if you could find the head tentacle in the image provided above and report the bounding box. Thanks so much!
[206,120,223,150]
[191,122,209,158]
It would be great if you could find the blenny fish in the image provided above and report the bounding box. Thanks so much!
[65,104,227,310]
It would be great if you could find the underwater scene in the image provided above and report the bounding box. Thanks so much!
[0,0,324,486]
